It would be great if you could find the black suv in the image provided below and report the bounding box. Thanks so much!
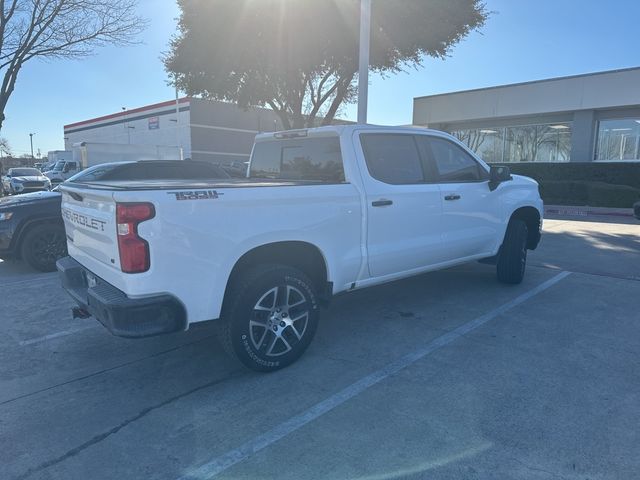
[0,160,229,271]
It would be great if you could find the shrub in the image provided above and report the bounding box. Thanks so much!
[491,162,640,207]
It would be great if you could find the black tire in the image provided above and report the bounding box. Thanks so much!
[497,219,528,285]
[219,264,320,372]
[20,223,68,272]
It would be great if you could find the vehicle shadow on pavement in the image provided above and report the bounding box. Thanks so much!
[0,258,53,283]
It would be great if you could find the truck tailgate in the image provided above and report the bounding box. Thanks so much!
[60,186,120,269]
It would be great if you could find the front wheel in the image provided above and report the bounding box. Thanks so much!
[219,265,320,372]
[497,219,528,284]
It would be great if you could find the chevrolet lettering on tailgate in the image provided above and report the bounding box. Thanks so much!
[62,208,107,232]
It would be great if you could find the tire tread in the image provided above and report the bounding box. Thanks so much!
[217,263,317,372]
[497,219,528,284]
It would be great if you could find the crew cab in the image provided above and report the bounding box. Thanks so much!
[57,125,543,371]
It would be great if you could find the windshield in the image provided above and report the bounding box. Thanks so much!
[10,168,41,176]
[53,161,66,171]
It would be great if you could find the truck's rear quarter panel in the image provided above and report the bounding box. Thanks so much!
[63,182,362,325]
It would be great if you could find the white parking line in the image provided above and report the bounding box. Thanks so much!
[19,325,97,346]
[179,270,572,479]
[1,275,58,288]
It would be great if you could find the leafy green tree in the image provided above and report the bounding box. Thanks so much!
[166,0,488,129]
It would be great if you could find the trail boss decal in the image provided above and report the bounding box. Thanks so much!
[167,190,224,201]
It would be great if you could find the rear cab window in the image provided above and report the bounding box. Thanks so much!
[249,136,345,183]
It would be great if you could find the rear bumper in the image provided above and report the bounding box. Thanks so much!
[56,256,187,338]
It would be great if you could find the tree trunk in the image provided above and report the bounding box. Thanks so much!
[291,111,305,129]
[267,100,292,131]
[321,74,354,126]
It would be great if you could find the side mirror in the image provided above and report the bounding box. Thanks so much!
[489,165,512,191]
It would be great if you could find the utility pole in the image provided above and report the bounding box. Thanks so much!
[175,82,181,156]
[29,132,35,158]
[122,107,130,144]
[357,0,371,125]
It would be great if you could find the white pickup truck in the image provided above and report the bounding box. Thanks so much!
[57,125,542,371]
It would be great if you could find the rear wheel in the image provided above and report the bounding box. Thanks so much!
[497,219,528,284]
[20,223,68,272]
[219,265,320,372]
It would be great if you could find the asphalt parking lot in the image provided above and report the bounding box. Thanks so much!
[1,218,639,480]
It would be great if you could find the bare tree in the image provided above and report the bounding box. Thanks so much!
[453,129,487,153]
[0,0,146,130]
[0,136,10,154]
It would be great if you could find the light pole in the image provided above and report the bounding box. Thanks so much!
[29,132,35,158]
[357,0,371,125]
[122,107,129,143]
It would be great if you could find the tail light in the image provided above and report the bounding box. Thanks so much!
[116,202,155,273]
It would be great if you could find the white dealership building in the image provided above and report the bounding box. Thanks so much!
[63,98,284,164]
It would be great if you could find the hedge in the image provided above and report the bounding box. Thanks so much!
[538,180,640,208]
[491,162,640,208]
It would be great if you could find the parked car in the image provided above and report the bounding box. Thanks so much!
[1,167,51,195]
[634,200,640,220]
[1,160,229,272]
[57,125,543,372]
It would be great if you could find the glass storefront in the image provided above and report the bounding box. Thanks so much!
[450,123,572,163]
[595,119,640,161]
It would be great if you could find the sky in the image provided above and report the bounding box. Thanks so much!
[2,0,640,157]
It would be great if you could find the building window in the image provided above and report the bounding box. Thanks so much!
[595,119,640,161]
[451,122,572,163]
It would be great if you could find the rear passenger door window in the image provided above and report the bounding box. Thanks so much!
[421,136,488,183]
[360,134,425,184]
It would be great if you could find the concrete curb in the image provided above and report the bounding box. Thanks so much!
[545,205,634,218]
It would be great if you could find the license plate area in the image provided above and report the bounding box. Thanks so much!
[85,271,97,289]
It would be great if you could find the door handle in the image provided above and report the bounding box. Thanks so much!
[372,199,393,207]
[444,194,461,201]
